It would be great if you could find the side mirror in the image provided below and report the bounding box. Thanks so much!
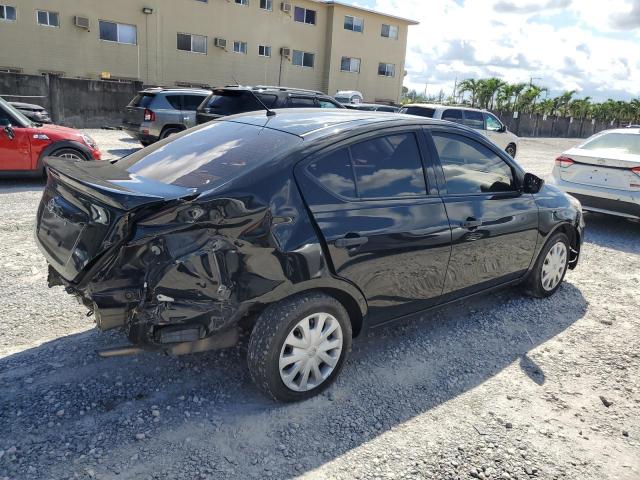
[522,172,544,194]
[498,125,507,133]
[3,125,15,140]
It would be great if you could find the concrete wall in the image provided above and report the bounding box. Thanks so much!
[493,110,620,139]
[0,72,142,128]
[0,0,416,103]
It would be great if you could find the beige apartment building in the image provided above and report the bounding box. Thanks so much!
[0,0,417,103]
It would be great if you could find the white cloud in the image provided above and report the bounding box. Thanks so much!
[368,0,640,100]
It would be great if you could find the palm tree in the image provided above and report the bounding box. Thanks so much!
[458,79,481,107]
[477,78,505,110]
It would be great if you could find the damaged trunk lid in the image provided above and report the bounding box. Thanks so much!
[36,157,197,282]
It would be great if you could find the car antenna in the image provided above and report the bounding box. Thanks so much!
[231,75,275,117]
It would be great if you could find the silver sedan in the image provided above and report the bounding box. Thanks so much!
[550,128,640,219]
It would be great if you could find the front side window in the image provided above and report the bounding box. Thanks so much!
[485,113,503,131]
[318,99,338,108]
[177,33,207,53]
[292,50,315,68]
[344,15,363,32]
[463,110,485,129]
[340,57,360,73]
[99,20,137,45]
[260,0,273,10]
[0,5,16,21]
[442,109,463,124]
[233,41,247,54]
[288,97,316,108]
[432,132,515,195]
[381,23,399,39]
[351,133,426,199]
[258,45,272,57]
[294,6,316,25]
[378,62,395,77]
[37,10,59,27]
[182,94,208,110]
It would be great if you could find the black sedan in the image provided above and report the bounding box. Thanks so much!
[9,101,52,123]
[35,110,584,402]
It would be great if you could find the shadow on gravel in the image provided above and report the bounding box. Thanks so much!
[0,283,587,479]
[584,212,640,255]
[0,178,45,194]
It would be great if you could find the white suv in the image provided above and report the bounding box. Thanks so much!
[400,104,519,157]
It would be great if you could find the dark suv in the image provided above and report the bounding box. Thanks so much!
[195,86,344,124]
[36,110,583,402]
[122,87,210,146]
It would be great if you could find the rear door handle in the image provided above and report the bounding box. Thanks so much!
[335,236,368,248]
[461,218,482,229]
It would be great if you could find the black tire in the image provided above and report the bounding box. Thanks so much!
[160,127,182,140]
[523,232,570,298]
[51,148,87,161]
[247,292,352,402]
[506,143,517,158]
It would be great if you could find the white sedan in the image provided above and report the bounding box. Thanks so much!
[550,128,640,219]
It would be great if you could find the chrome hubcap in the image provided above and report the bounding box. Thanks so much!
[541,242,567,291]
[279,312,343,392]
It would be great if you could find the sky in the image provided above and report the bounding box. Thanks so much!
[346,0,640,101]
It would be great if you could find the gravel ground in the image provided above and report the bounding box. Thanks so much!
[0,132,639,480]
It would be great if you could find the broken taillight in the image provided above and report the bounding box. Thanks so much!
[144,109,155,122]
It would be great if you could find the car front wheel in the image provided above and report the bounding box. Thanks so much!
[524,232,570,298]
[247,293,352,402]
[506,143,517,158]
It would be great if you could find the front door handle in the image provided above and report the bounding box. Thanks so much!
[335,236,368,248]
[461,218,482,229]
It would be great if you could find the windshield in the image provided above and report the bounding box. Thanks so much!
[116,121,302,192]
[581,132,640,156]
[0,96,33,127]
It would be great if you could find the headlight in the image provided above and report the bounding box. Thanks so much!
[81,134,97,149]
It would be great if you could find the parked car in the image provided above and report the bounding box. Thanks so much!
[399,104,519,157]
[345,103,399,113]
[550,127,640,219]
[0,96,100,176]
[36,109,583,402]
[9,101,52,124]
[122,87,210,146]
[334,90,364,104]
[195,86,344,124]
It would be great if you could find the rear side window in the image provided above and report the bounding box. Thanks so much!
[432,132,515,195]
[442,109,463,123]
[581,133,640,155]
[182,94,208,110]
[117,122,301,191]
[129,94,155,108]
[204,92,262,115]
[463,110,485,129]
[307,133,427,199]
[400,106,435,118]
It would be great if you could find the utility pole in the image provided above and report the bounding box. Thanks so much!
[452,77,458,103]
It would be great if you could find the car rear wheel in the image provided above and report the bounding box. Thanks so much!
[523,232,570,298]
[52,148,87,161]
[247,293,352,402]
[160,127,182,140]
[506,143,517,158]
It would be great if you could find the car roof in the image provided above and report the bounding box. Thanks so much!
[9,101,45,109]
[140,87,210,95]
[221,109,460,139]
[403,103,486,113]
[212,85,328,96]
[595,128,640,135]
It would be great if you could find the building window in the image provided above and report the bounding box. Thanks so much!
[0,5,16,21]
[381,23,399,39]
[99,20,137,45]
[177,33,207,53]
[235,0,249,5]
[260,0,272,10]
[378,62,395,77]
[344,15,363,32]
[258,45,272,57]
[233,41,248,54]
[292,50,315,68]
[294,6,316,25]
[340,57,360,73]
[36,10,59,27]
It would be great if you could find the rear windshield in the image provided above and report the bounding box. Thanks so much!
[400,106,435,118]
[581,133,640,155]
[128,93,155,108]
[115,121,301,191]
[204,91,276,115]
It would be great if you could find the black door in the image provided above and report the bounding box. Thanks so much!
[427,129,539,297]
[295,129,452,325]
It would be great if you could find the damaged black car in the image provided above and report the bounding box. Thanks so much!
[35,109,584,402]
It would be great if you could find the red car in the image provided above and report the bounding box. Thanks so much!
[0,97,100,176]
